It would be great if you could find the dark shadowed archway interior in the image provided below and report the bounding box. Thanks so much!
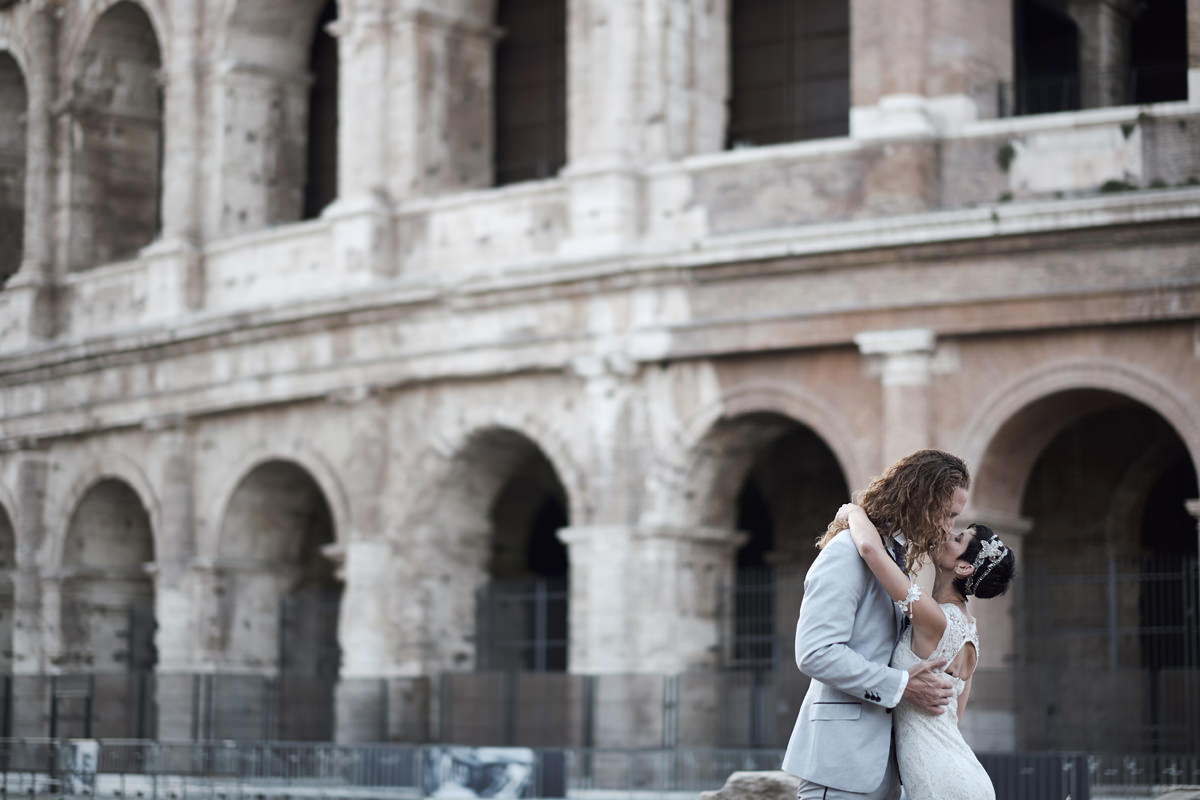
[0,53,26,286]
[697,411,850,748]
[0,504,14,676]
[58,479,156,738]
[216,460,340,740]
[481,434,570,673]
[303,0,338,219]
[69,2,163,269]
[1018,398,1199,756]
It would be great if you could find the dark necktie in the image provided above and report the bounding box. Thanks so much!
[887,537,909,631]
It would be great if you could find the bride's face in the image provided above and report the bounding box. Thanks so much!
[937,527,975,571]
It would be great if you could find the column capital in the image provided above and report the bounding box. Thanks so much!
[856,328,937,388]
[855,327,936,356]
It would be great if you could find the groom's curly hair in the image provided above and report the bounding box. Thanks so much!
[817,449,970,574]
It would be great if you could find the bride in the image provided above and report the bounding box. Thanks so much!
[838,503,1015,800]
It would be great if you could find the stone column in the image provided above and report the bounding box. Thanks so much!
[148,423,199,739]
[333,539,397,742]
[1067,0,1142,108]
[146,0,206,309]
[957,507,1030,753]
[3,3,59,344]
[11,456,47,676]
[851,0,1012,135]
[560,522,739,753]
[323,10,400,281]
[348,4,493,203]
[330,393,404,743]
[854,328,936,470]
[212,62,311,236]
[559,523,739,674]
[558,524,637,673]
[560,0,645,255]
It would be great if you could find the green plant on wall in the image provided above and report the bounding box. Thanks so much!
[996,141,1016,173]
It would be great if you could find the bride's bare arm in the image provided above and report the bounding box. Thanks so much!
[840,504,948,642]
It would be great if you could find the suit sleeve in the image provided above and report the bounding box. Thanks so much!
[795,533,907,708]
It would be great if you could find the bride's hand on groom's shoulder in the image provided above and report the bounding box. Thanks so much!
[836,502,863,523]
[837,503,875,550]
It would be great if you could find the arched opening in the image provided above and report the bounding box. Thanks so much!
[302,0,338,219]
[687,410,849,748]
[1128,0,1188,103]
[219,0,336,233]
[58,479,155,738]
[1013,395,1199,756]
[726,413,849,671]
[0,53,26,286]
[428,426,572,747]
[68,2,163,269]
[0,504,13,677]
[726,0,849,148]
[493,0,566,185]
[474,429,570,673]
[215,460,340,740]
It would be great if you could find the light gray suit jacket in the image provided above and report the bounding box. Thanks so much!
[781,530,907,793]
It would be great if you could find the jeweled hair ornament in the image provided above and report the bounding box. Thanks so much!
[965,535,1007,595]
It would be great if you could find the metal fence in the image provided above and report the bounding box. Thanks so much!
[1021,554,1200,756]
[476,578,568,673]
[0,740,1198,800]
[992,63,1190,117]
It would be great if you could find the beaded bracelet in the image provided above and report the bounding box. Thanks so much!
[894,581,921,618]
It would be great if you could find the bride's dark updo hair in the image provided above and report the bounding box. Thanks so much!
[954,524,1015,601]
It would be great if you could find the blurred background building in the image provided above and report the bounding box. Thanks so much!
[0,0,1197,779]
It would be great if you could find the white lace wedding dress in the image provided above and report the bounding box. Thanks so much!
[890,603,996,800]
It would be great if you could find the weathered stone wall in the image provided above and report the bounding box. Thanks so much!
[0,0,1196,753]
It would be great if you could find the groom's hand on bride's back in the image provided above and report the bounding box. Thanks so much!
[903,659,954,715]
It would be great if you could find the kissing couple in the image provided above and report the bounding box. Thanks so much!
[782,449,1016,800]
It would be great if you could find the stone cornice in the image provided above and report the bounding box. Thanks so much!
[2,188,1198,380]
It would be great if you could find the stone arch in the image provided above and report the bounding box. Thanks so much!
[0,50,26,284]
[0,25,30,79]
[960,358,1200,517]
[218,0,331,74]
[55,475,157,673]
[408,415,579,673]
[203,443,349,561]
[647,380,866,528]
[205,455,343,738]
[62,0,171,77]
[643,380,855,676]
[962,358,1200,755]
[44,453,162,572]
[212,0,339,232]
[63,0,165,269]
[416,407,588,527]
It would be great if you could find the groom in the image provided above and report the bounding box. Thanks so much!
[781,449,970,800]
